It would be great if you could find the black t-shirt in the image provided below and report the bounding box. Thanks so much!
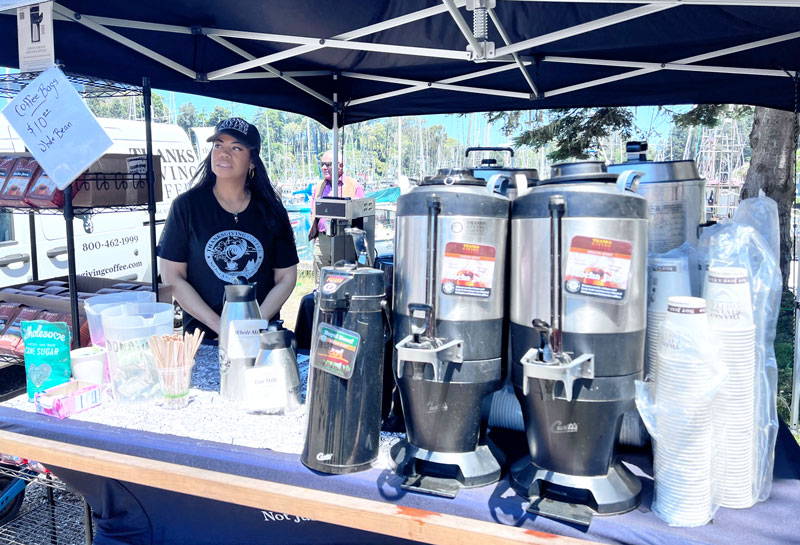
[157,184,299,338]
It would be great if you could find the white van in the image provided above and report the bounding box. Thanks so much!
[0,117,199,286]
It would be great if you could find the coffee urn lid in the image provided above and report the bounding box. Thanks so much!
[549,161,607,177]
[541,171,619,185]
[420,168,486,187]
[472,167,539,186]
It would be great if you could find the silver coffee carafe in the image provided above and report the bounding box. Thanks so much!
[219,278,262,401]
[249,321,302,414]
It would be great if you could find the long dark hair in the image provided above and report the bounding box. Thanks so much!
[191,147,293,234]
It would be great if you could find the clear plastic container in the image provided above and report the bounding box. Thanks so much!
[85,291,156,346]
[101,302,172,403]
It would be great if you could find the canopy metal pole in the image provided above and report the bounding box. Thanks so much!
[207,35,333,105]
[487,8,538,97]
[52,5,197,79]
[143,77,159,298]
[28,211,38,281]
[542,55,791,78]
[332,76,339,200]
[792,74,800,432]
[204,1,466,80]
[345,63,528,107]
[793,222,799,430]
[326,76,339,266]
[511,0,800,6]
[494,3,677,58]
[545,30,800,98]
[63,186,80,349]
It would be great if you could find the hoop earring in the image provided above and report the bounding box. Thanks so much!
[248,167,255,179]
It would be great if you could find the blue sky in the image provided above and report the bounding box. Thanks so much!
[166,88,681,146]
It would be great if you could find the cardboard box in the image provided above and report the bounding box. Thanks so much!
[0,275,172,316]
[35,380,105,419]
[72,154,163,207]
[0,153,163,208]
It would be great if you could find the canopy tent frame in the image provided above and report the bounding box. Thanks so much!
[0,0,791,125]
[1,0,799,429]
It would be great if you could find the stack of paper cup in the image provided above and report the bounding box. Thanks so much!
[705,266,756,508]
[646,256,692,379]
[653,296,714,526]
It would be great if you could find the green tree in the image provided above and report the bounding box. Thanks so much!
[205,106,233,127]
[85,94,170,122]
[511,107,634,162]
[177,103,206,133]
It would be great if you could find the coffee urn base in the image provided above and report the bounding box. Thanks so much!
[390,440,502,498]
[510,457,641,525]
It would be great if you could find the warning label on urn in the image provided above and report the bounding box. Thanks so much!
[564,236,633,301]
[440,242,496,298]
[648,201,685,253]
[312,324,361,380]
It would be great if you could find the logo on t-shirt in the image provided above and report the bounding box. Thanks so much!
[204,230,264,282]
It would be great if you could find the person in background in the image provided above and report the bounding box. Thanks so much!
[158,117,298,340]
[307,150,365,281]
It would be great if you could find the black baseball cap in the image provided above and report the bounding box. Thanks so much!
[207,117,261,149]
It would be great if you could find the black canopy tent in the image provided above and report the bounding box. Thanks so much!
[1,1,799,129]
[0,3,797,544]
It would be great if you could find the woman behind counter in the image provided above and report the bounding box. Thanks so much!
[158,117,298,339]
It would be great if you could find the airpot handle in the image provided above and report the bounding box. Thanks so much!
[615,170,644,193]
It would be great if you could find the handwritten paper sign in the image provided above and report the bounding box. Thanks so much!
[1,66,112,190]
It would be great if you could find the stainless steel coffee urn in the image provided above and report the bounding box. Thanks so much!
[219,279,263,402]
[391,169,507,497]
[509,166,647,524]
[608,141,706,253]
[301,230,387,474]
[465,147,539,200]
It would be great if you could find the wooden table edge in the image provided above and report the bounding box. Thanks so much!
[0,429,601,545]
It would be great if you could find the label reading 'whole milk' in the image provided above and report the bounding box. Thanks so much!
[564,236,633,301]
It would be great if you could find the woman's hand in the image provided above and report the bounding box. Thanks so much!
[159,257,221,334]
[259,265,298,322]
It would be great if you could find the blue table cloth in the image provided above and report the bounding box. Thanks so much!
[0,405,798,545]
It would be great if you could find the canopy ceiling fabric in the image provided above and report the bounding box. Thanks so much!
[1,1,799,127]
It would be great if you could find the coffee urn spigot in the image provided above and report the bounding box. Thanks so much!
[519,317,594,402]
[395,303,464,384]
